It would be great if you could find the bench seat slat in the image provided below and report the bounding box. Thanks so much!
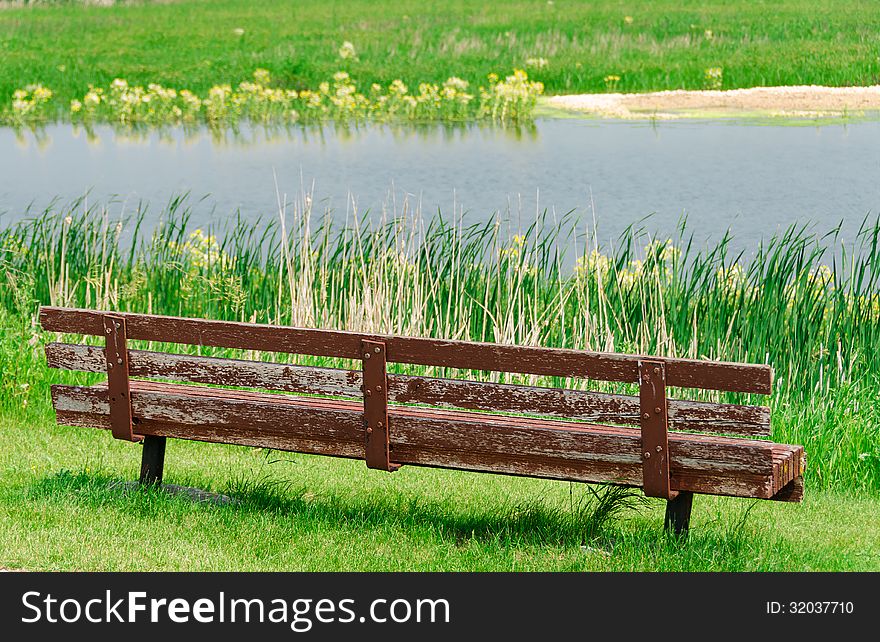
[45,343,771,436]
[50,381,803,501]
[40,307,773,394]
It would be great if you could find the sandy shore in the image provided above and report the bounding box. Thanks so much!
[545,85,880,119]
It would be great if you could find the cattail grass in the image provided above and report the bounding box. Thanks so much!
[1,196,878,490]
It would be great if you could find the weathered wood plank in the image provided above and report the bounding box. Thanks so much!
[122,379,768,455]
[45,343,771,436]
[50,381,803,500]
[121,380,771,452]
[40,307,773,393]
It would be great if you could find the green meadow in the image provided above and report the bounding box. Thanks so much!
[1,0,879,116]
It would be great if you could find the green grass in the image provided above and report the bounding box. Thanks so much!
[1,412,877,571]
[1,0,879,116]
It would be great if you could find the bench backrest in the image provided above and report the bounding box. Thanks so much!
[41,307,772,394]
[41,307,774,499]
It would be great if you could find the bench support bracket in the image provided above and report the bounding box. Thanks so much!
[362,339,399,472]
[103,315,143,443]
[639,360,675,500]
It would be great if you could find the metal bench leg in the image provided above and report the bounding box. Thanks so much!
[664,491,694,537]
[140,436,166,486]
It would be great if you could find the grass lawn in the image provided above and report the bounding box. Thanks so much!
[1,0,879,114]
[1,412,877,572]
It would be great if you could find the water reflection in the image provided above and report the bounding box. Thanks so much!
[2,118,878,251]
[10,118,540,150]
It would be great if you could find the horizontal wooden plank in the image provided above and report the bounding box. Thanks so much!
[121,380,773,452]
[40,307,772,394]
[50,381,803,500]
[45,343,771,436]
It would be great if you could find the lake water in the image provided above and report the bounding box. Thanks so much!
[2,118,879,250]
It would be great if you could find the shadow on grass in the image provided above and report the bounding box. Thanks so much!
[27,469,654,548]
[231,473,653,547]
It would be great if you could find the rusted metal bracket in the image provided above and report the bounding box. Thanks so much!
[362,339,399,472]
[639,359,676,499]
[104,315,143,443]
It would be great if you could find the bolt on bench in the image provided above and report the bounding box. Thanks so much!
[41,307,805,535]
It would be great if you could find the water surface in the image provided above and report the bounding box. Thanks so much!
[2,118,878,249]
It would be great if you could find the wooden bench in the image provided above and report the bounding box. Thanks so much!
[40,306,805,536]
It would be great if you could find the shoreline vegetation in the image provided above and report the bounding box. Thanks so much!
[1,199,878,493]
[3,69,544,126]
[9,76,880,129]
